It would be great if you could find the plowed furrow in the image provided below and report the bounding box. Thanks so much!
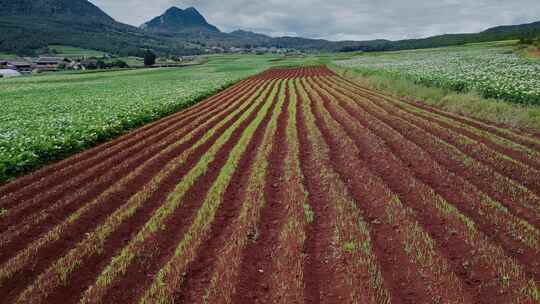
[408,94,540,151]
[296,79,390,304]
[166,82,281,304]
[315,78,540,282]
[138,81,282,304]
[310,79,538,303]
[323,77,540,197]
[322,77,540,229]
[0,78,255,201]
[316,76,538,235]
[381,98,540,191]
[335,77,540,171]
[96,92,275,304]
[411,110,540,180]
[303,79,469,304]
[232,82,292,304]
[338,77,540,152]
[297,83,345,304]
[405,99,540,151]
[259,82,310,304]
[0,81,262,250]
[0,79,259,211]
[0,81,272,304]
[201,81,308,304]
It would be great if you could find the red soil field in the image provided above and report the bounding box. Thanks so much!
[0,66,539,304]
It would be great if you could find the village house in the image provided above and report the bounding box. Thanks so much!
[67,61,85,70]
[6,61,33,73]
[33,57,69,72]
[0,69,22,78]
[229,47,244,53]
[80,59,98,69]
[35,57,66,66]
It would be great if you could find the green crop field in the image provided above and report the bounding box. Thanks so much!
[336,41,540,105]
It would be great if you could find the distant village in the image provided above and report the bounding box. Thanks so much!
[205,46,304,55]
[0,46,304,78]
[0,55,197,78]
[1,56,77,77]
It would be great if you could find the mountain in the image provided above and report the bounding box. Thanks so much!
[141,7,220,33]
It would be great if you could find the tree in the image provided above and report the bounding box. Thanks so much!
[144,50,156,66]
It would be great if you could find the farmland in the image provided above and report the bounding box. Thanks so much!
[0,66,539,303]
[336,42,540,105]
[0,55,275,183]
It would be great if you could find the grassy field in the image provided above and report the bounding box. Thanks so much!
[0,67,538,304]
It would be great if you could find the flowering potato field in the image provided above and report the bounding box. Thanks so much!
[0,58,269,183]
[1,66,539,304]
[336,43,540,105]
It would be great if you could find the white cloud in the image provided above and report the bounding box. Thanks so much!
[89,0,540,41]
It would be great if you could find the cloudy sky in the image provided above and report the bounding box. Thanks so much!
[89,0,540,41]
